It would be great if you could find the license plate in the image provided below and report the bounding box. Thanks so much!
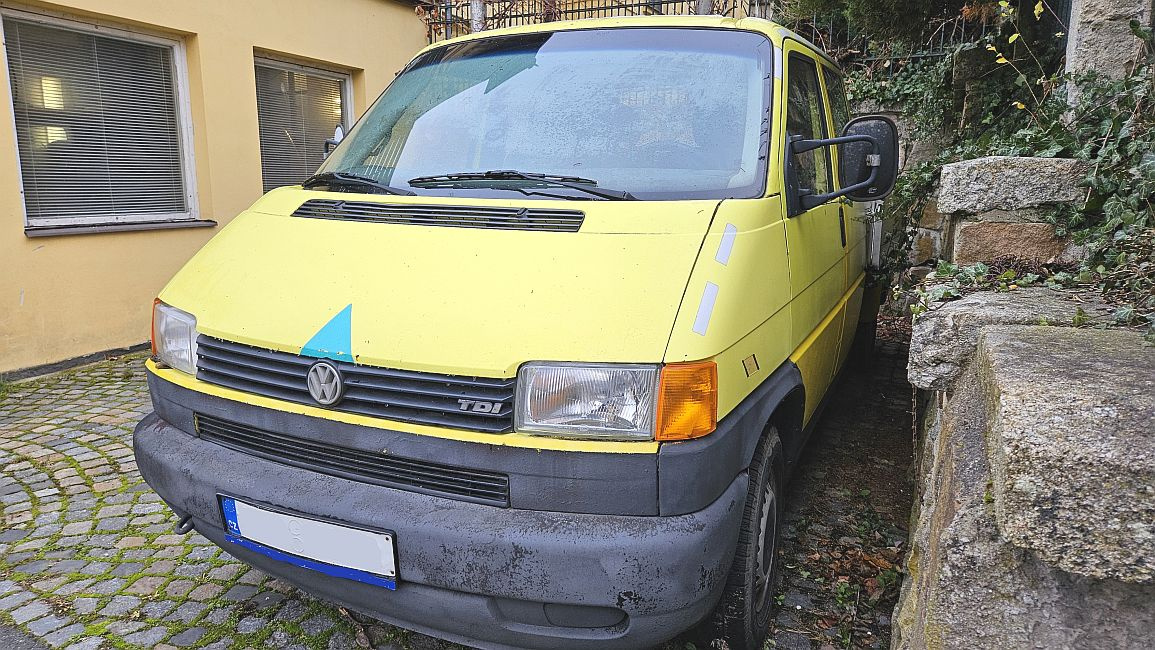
[220,496,397,589]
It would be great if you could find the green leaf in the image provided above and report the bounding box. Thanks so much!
[1073,306,1090,326]
[1130,19,1154,43]
[1114,306,1137,323]
[935,260,959,276]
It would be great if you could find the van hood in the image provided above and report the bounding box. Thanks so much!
[160,190,718,377]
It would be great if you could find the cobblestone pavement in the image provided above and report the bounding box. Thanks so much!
[0,356,447,650]
[1,335,913,650]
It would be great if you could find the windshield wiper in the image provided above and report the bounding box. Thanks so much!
[408,170,637,201]
[302,171,414,196]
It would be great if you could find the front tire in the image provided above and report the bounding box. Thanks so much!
[710,426,783,649]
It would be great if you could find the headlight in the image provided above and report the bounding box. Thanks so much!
[516,363,660,440]
[151,300,198,375]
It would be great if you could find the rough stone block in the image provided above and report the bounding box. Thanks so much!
[964,208,1052,223]
[1066,0,1153,78]
[951,221,1068,264]
[124,575,165,595]
[896,315,1155,648]
[42,622,85,648]
[918,197,948,231]
[938,156,1087,214]
[906,132,949,169]
[907,288,1114,390]
[10,600,50,624]
[909,228,942,265]
[981,326,1155,582]
[122,627,168,647]
[27,614,68,635]
[952,43,992,83]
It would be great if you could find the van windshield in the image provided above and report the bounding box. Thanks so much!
[319,28,773,201]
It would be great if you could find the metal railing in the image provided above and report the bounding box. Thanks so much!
[419,0,1071,62]
[845,0,1072,80]
[420,0,704,42]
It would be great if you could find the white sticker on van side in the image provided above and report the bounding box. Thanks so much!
[693,282,720,336]
[715,223,738,265]
[774,45,783,79]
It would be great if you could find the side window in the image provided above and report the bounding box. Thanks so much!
[822,68,850,136]
[785,54,832,195]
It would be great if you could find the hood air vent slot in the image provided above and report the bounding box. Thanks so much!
[292,199,584,232]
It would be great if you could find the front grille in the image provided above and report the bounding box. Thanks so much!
[195,414,510,506]
[293,199,585,232]
[195,335,516,433]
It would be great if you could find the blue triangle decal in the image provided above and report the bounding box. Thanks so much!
[300,304,353,363]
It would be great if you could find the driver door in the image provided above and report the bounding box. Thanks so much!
[782,44,845,423]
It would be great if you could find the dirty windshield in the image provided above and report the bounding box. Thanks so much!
[320,28,772,201]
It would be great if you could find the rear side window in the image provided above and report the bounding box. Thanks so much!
[785,53,832,195]
[822,68,850,136]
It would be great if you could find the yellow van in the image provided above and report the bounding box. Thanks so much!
[134,15,896,650]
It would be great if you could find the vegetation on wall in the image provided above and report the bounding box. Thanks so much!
[841,1,1154,338]
[778,0,971,44]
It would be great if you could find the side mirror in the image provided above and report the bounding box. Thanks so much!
[838,115,898,201]
[785,114,900,216]
[323,124,345,157]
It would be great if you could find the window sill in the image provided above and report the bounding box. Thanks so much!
[24,219,217,238]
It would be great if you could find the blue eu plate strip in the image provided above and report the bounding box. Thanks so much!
[220,498,396,590]
[221,496,241,536]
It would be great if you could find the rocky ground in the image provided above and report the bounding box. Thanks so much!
[0,323,913,650]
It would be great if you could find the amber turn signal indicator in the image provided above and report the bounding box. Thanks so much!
[150,297,161,357]
[655,360,717,441]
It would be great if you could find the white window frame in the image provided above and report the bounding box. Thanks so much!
[0,7,200,229]
[254,55,354,188]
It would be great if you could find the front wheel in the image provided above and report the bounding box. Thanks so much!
[709,426,783,649]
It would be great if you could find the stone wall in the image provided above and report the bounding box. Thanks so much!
[1065,0,1155,79]
[894,0,1155,270]
[894,288,1155,648]
[910,156,1087,267]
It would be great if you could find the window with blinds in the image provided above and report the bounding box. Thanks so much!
[255,60,349,193]
[2,16,193,227]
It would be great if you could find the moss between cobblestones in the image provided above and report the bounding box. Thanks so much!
[0,354,457,650]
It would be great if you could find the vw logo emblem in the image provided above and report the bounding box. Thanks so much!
[306,361,344,406]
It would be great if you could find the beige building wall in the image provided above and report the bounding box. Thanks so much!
[0,0,427,373]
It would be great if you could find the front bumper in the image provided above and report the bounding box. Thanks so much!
[133,411,747,649]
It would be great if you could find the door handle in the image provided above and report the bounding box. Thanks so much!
[838,205,847,248]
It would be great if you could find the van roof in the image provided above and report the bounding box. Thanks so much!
[417,15,838,68]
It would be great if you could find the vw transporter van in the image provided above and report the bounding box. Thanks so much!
[135,15,897,650]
